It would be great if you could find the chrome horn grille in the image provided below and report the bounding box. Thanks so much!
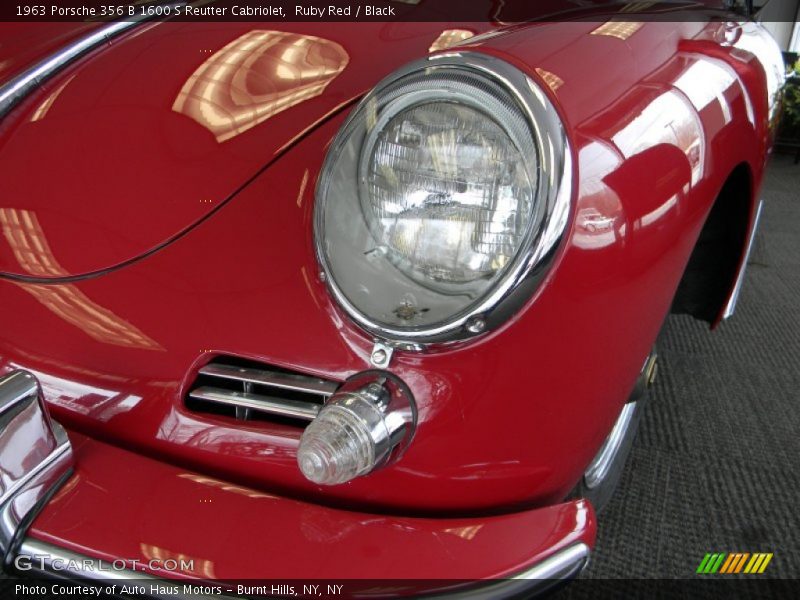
[186,360,338,424]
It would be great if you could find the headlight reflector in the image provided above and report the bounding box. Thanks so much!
[362,100,534,287]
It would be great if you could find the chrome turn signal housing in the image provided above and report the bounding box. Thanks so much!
[297,372,416,485]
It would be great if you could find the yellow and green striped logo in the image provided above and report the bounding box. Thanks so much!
[697,553,773,574]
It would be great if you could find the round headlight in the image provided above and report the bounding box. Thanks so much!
[315,53,571,344]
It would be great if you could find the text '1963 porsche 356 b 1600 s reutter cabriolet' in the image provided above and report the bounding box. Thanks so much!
[0,0,784,597]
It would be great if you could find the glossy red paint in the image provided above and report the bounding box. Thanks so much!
[0,21,496,279]
[0,23,98,83]
[0,14,781,520]
[30,431,596,581]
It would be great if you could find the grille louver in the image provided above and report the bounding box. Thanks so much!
[186,359,338,425]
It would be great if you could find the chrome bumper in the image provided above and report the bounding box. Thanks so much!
[14,536,589,599]
[0,370,73,568]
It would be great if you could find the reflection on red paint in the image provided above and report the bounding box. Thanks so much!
[173,31,349,143]
[0,208,162,350]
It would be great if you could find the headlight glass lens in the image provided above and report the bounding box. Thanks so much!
[315,58,562,340]
[362,101,532,286]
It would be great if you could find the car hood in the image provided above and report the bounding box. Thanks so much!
[0,0,731,280]
[0,21,504,279]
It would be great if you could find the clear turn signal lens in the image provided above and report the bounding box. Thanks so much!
[298,401,379,485]
[297,376,415,486]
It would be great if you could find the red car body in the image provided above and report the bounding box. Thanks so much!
[0,1,783,594]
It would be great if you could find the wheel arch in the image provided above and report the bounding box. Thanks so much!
[670,162,754,326]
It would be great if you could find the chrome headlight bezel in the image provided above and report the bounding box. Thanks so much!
[314,52,572,346]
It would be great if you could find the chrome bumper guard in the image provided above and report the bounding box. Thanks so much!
[0,370,73,568]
